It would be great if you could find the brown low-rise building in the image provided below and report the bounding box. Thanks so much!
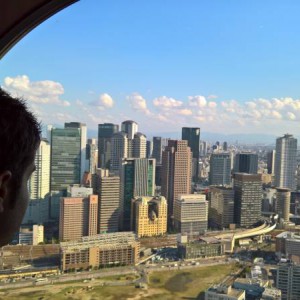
[60,232,140,271]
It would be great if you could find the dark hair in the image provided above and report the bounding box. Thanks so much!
[0,88,41,181]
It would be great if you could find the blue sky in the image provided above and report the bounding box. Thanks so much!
[1,0,300,136]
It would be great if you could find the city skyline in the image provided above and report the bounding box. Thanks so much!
[1,1,300,136]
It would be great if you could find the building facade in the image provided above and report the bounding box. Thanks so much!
[234,153,258,174]
[152,136,162,164]
[209,153,232,186]
[275,134,297,190]
[276,188,291,222]
[174,194,208,235]
[161,140,192,226]
[59,195,98,241]
[209,186,234,229]
[121,120,138,140]
[60,232,140,271]
[234,173,262,227]
[131,196,167,237]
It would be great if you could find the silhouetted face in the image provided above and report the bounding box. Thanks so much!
[0,158,36,247]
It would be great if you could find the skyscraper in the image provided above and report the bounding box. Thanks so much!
[234,173,262,227]
[121,120,138,140]
[275,188,291,222]
[267,150,276,174]
[120,158,156,230]
[146,140,153,158]
[29,138,50,201]
[51,125,82,193]
[209,153,232,186]
[64,122,87,181]
[152,137,162,164]
[59,194,98,241]
[275,134,297,190]
[92,169,120,233]
[133,132,147,158]
[161,140,192,226]
[86,138,98,174]
[182,127,200,181]
[98,123,119,169]
[234,153,258,174]
[174,194,208,235]
[110,132,128,172]
[209,186,234,229]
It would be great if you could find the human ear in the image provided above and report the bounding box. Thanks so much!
[0,171,12,212]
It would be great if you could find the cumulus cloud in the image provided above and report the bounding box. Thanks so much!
[188,95,207,107]
[127,92,151,115]
[90,93,114,109]
[3,75,70,106]
[153,96,182,108]
[178,108,193,116]
[287,112,296,120]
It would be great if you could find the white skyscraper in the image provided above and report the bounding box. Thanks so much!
[121,120,138,140]
[133,132,147,158]
[29,139,50,200]
[275,134,297,190]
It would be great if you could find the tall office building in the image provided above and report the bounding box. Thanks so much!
[146,140,153,158]
[234,153,258,174]
[223,141,228,151]
[98,123,119,169]
[64,122,87,181]
[51,125,82,193]
[59,194,98,241]
[200,141,208,157]
[174,194,208,235]
[182,127,200,181]
[86,138,98,174]
[121,120,138,139]
[120,158,156,230]
[276,188,291,222]
[275,134,297,190]
[267,150,276,174]
[209,186,234,229]
[161,140,192,225]
[29,139,50,200]
[234,173,262,227]
[110,132,128,172]
[209,153,232,186]
[152,137,162,164]
[92,169,120,233]
[131,196,167,237]
[133,132,147,158]
[277,262,300,300]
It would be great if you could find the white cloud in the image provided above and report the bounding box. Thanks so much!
[3,75,70,106]
[271,110,282,119]
[188,95,207,107]
[127,92,151,115]
[178,108,193,116]
[153,96,182,108]
[90,93,114,109]
[207,94,218,99]
[208,101,217,108]
[287,112,296,120]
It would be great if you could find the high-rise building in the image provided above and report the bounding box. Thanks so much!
[110,132,128,172]
[174,194,208,235]
[64,122,87,181]
[86,138,98,174]
[133,132,147,158]
[59,195,98,241]
[121,120,138,140]
[98,123,119,169]
[234,153,258,174]
[209,153,232,186]
[267,150,276,174]
[209,186,234,229]
[146,140,153,158]
[276,188,291,222]
[131,196,167,237]
[152,137,162,164]
[161,140,192,226]
[29,138,50,200]
[51,126,82,193]
[223,141,228,151]
[200,141,208,157]
[120,158,156,230]
[92,169,120,233]
[182,127,200,181]
[234,173,262,227]
[275,134,297,190]
[277,262,300,300]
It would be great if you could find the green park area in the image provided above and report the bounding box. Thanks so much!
[0,264,238,300]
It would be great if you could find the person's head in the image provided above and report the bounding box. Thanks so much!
[0,88,41,247]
